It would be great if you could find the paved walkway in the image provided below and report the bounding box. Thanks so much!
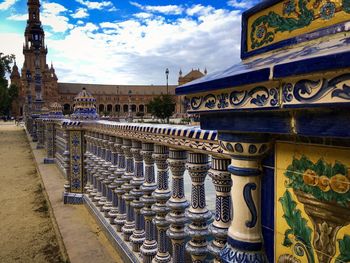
[25,123,123,263]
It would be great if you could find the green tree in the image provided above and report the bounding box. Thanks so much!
[0,53,17,116]
[146,94,175,123]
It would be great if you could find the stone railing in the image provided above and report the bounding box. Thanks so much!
[37,118,266,263]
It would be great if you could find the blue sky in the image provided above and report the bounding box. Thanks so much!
[0,0,260,85]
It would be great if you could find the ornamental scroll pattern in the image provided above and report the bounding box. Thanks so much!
[250,0,350,51]
[70,130,83,193]
[282,74,350,106]
[185,86,279,112]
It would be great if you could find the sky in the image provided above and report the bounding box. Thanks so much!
[0,0,260,85]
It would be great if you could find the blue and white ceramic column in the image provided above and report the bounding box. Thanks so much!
[185,152,212,262]
[98,134,112,211]
[89,133,99,200]
[93,134,105,205]
[208,157,232,263]
[166,149,189,263]
[114,137,126,232]
[152,144,171,263]
[130,140,146,252]
[140,143,157,263]
[121,138,135,241]
[218,133,270,263]
[103,136,118,218]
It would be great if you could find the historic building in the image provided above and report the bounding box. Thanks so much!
[10,0,205,117]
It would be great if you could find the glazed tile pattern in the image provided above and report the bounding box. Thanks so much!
[275,142,350,263]
[245,0,350,54]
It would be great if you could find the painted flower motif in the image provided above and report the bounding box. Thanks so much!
[283,0,296,15]
[320,2,336,20]
[256,25,267,39]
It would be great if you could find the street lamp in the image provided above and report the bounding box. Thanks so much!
[165,68,169,95]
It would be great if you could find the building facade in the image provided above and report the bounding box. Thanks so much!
[10,0,205,117]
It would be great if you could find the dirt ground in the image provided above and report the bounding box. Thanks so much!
[0,122,65,263]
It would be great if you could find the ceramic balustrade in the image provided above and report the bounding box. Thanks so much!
[39,120,247,263]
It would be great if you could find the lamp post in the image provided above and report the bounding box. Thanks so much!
[165,68,169,95]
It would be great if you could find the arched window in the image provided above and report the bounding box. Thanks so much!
[107,104,113,113]
[131,104,137,112]
[139,105,144,112]
[99,104,105,113]
[115,104,120,112]
[123,104,128,113]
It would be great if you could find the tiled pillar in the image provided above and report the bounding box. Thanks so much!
[208,157,232,262]
[218,133,270,263]
[103,136,118,218]
[89,134,99,199]
[185,152,212,262]
[140,143,157,263]
[130,140,146,252]
[98,135,112,211]
[122,138,135,241]
[109,137,124,224]
[166,149,189,263]
[36,120,44,149]
[115,137,127,232]
[152,145,171,263]
[84,134,92,194]
[63,129,85,204]
[44,122,55,163]
[93,134,105,205]
[63,129,70,195]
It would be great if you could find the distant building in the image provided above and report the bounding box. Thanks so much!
[10,0,206,117]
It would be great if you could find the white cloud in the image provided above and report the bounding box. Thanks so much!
[0,32,24,71]
[6,2,72,32]
[76,0,114,10]
[186,4,215,16]
[45,5,243,85]
[71,8,89,19]
[133,12,152,19]
[43,2,67,14]
[130,2,184,15]
[0,0,17,10]
[7,13,27,20]
[41,2,73,33]
[77,20,85,25]
[227,0,258,9]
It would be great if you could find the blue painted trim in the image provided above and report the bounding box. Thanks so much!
[188,106,278,114]
[175,68,270,95]
[228,165,262,176]
[283,102,350,110]
[243,183,257,228]
[200,111,291,134]
[227,236,263,251]
[274,51,350,78]
[295,109,350,138]
[218,132,268,143]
